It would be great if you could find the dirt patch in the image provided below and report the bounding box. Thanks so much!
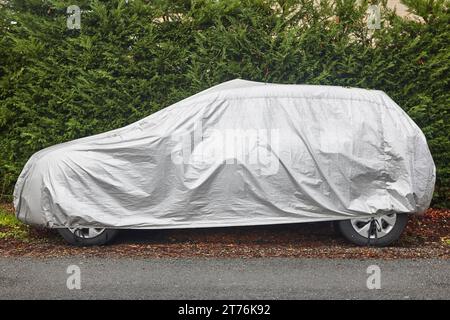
[1,203,448,259]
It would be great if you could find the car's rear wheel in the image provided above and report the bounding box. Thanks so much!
[57,228,118,246]
[336,213,408,247]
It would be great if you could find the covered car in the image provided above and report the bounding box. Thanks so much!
[13,79,436,246]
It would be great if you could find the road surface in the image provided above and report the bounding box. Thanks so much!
[0,258,448,299]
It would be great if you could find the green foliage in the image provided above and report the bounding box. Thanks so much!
[0,206,29,240]
[0,0,449,206]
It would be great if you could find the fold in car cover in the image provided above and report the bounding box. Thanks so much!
[14,79,436,229]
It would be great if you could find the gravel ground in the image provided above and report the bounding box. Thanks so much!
[0,203,449,259]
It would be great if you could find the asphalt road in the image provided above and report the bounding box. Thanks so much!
[0,258,448,299]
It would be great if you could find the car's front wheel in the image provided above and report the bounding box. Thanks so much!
[57,228,118,246]
[336,213,408,247]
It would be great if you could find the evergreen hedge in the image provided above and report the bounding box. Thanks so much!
[0,0,449,207]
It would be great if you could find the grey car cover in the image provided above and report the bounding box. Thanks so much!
[14,79,436,229]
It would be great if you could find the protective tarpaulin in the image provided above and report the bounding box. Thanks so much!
[14,79,435,229]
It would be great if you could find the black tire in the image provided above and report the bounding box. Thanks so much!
[57,228,118,246]
[336,213,409,247]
